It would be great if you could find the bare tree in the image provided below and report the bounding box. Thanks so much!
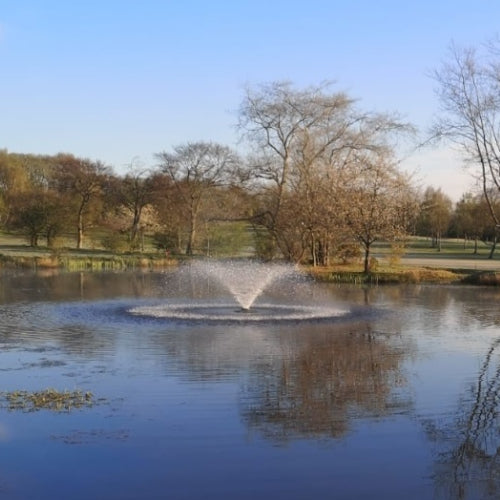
[155,142,240,255]
[433,41,500,257]
[342,155,416,272]
[238,81,413,263]
[106,163,157,250]
[238,82,356,245]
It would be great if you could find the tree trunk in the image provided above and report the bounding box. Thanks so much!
[130,207,142,249]
[488,235,497,259]
[177,229,182,254]
[186,199,201,256]
[77,226,83,249]
[311,234,317,267]
[76,202,85,249]
[317,239,324,267]
[363,245,371,273]
[323,238,330,267]
[186,220,196,256]
[205,223,210,257]
[77,213,84,250]
[46,227,56,248]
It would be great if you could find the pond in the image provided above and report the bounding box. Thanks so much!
[0,267,500,499]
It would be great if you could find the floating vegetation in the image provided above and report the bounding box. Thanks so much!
[1,388,94,412]
[23,359,67,369]
[51,428,130,445]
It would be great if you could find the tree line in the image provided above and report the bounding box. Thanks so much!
[1,75,499,271]
[416,186,500,256]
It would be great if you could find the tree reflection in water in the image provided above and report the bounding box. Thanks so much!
[428,338,500,500]
[241,322,411,442]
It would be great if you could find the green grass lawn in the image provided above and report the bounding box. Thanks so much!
[1,231,500,277]
[372,237,500,261]
[0,230,175,271]
[0,231,497,260]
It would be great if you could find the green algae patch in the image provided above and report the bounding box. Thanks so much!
[2,389,94,412]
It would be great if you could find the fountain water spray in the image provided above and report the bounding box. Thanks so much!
[189,260,296,311]
[129,259,347,322]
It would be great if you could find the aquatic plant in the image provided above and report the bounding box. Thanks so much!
[1,388,94,412]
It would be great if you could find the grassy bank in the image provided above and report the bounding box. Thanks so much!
[0,244,178,271]
[0,252,177,271]
[0,230,180,270]
[303,236,500,285]
[2,232,500,284]
[307,264,465,285]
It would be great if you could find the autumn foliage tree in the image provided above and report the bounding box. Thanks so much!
[51,154,109,249]
[415,187,453,251]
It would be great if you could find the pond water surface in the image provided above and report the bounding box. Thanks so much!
[0,270,500,499]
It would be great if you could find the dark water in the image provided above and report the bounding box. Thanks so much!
[0,270,500,499]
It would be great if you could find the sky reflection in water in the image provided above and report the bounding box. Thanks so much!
[0,271,499,499]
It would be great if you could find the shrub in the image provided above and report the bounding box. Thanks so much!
[388,243,406,266]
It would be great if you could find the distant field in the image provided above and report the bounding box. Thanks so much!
[371,237,500,272]
[0,231,174,271]
[0,231,159,258]
[373,237,500,259]
[0,232,28,247]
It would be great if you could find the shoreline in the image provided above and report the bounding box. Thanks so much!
[1,248,500,285]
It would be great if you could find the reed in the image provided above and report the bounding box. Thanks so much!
[308,267,463,284]
[0,253,178,271]
[462,271,500,286]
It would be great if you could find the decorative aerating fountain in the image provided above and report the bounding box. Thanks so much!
[129,260,346,322]
[190,260,295,312]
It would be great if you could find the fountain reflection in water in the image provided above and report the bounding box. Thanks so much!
[129,259,346,322]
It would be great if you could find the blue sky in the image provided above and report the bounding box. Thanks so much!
[1,1,499,199]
